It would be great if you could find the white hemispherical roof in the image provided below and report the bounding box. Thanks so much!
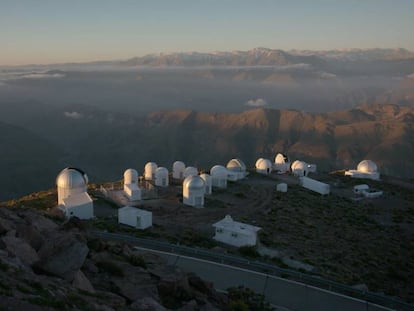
[183,175,205,190]
[357,160,378,173]
[56,167,88,189]
[145,162,158,171]
[275,153,289,164]
[155,167,169,176]
[124,168,138,179]
[173,161,185,170]
[291,160,307,171]
[256,158,272,170]
[210,165,228,178]
[226,158,246,172]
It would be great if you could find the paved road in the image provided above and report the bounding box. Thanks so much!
[92,231,412,311]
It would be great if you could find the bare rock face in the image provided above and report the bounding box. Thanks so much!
[36,232,89,281]
[23,210,59,232]
[131,297,168,311]
[72,269,95,293]
[2,236,39,266]
[15,224,44,251]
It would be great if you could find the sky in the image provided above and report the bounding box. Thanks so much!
[1,0,414,65]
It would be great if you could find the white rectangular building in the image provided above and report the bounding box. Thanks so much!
[299,176,330,195]
[60,192,94,219]
[118,206,152,229]
[213,215,261,247]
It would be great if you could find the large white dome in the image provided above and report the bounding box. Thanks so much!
[173,161,185,170]
[155,167,169,177]
[56,168,88,189]
[210,165,228,178]
[145,162,158,171]
[124,168,138,184]
[256,158,272,170]
[357,160,378,173]
[226,158,246,172]
[183,175,205,190]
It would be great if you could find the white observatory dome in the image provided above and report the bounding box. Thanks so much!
[275,153,289,164]
[210,165,228,178]
[357,160,378,173]
[256,158,272,170]
[226,158,246,172]
[291,160,307,171]
[144,162,158,180]
[183,175,205,190]
[173,161,185,171]
[183,166,198,178]
[56,167,88,189]
[156,167,168,177]
[124,168,138,185]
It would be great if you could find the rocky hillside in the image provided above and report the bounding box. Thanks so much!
[0,207,272,310]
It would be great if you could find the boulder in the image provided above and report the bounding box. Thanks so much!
[176,299,197,311]
[2,236,39,266]
[72,269,95,293]
[16,224,44,251]
[24,211,58,232]
[36,232,89,281]
[131,297,167,311]
[0,218,15,235]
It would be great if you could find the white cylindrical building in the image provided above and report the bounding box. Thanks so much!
[255,158,273,174]
[124,168,138,185]
[56,167,89,205]
[144,162,158,181]
[210,165,228,188]
[172,161,186,179]
[274,153,290,173]
[183,175,205,207]
[155,167,169,187]
[291,160,308,177]
[183,166,198,178]
[200,173,212,195]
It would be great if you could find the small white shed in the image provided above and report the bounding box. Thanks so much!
[213,215,261,247]
[276,183,288,192]
[118,206,152,229]
[299,176,330,195]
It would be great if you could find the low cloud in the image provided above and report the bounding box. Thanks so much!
[21,72,65,79]
[407,73,414,79]
[64,111,83,119]
[245,98,268,107]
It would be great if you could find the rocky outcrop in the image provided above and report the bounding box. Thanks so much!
[2,236,39,266]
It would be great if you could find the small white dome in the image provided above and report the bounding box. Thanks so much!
[275,153,289,164]
[291,160,307,171]
[124,168,138,183]
[357,160,378,173]
[145,162,158,171]
[173,161,185,170]
[56,168,88,189]
[184,166,198,177]
[210,165,228,178]
[256,158,272,170]
[155,167,169,177]
[226,158,246,172]
[183,175,205,190]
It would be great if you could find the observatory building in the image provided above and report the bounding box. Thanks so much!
[155,167,169,187]
[274,153,290,174]
[183,166,198,178]
[291,160,309,177]
[118,206,152,229]
[172,161,186,179]
[144,162,158,181]
[345,160,380,181]
[226,158,247,181]
[210,165,228,188]
[56,167,93,219]
[213,215,261,247]
[183,175,205,207]
[123,168,141,201]
[255,158,273,174]
[200,173,212,195]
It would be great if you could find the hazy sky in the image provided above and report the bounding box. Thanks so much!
[1,0,414,65]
